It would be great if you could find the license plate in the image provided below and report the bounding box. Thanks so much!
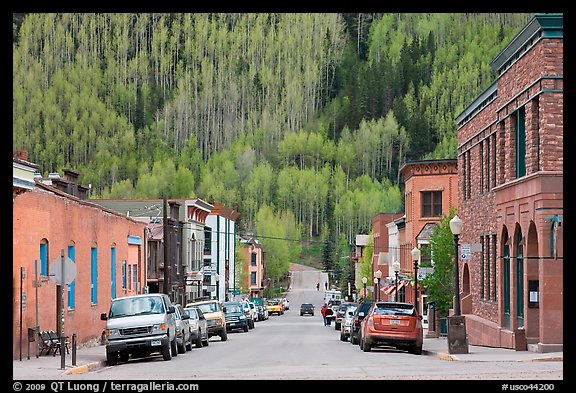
[390,319,401,325]
[151,340,161,346]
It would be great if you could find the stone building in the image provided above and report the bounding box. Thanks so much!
[455,13,562,352]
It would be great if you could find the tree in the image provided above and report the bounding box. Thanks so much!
[420,207,457,315]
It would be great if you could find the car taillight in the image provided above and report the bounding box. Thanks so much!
[353,316,359,325]
[367,316,374,326]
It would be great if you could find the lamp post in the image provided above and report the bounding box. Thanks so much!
[374,270,382,302]
[448,214,468,354]
[449,215,463,316]
[392,260,400,302]
[411,247,421,314]
[362,277,367,301]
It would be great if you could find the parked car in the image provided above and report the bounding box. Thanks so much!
[340,305,357,341]
[241,301,256,329]
[300,303,315,316]
[266,299,283,316]
[222,301,249,332]
[173,304,192,354]
[334,302,358,330]
[248,301,259,323]
[350,301,373,345]
[359,301,423,354]
[185,299,227,341]
[100,293,177,365]
[184,306,209,348]
[282,298,290,311]
[256,305,269,321]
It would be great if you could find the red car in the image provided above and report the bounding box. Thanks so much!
[359,301,423,355]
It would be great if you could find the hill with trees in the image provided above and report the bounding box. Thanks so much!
[13,12,532,279]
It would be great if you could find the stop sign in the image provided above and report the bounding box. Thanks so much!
[49,256,76,285]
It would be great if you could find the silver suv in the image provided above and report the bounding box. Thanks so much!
[100,293,177,365]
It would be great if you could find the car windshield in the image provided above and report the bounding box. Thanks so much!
[347,307,357,316]
[195,303,219,313]
[185,308,198,319]
[109,296,165,318]
[269,301,278,305]
[225,304,242,313]
[374,303,416,316]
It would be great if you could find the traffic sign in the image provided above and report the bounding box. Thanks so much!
[49,256,76,285]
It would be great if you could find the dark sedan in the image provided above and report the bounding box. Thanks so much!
[300,303,315,316]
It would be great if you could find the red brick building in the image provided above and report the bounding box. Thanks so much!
[455,14,562,352]
[397,160,458,315]
[13,176,146,359]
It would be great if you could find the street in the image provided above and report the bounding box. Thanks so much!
[46,267,563,381]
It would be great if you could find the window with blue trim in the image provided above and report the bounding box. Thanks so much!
[68,245,75,309]
[91,246,98,304]
[40,240,48,276]
[111,247,117,299]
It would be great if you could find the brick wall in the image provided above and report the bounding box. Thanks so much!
[13,187,146,358]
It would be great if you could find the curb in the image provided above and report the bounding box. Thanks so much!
[65,361,106,375]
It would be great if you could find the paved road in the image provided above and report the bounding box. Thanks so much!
[13,264,563,382]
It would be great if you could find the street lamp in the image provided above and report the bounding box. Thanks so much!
[449,215,463,316]
[374,270,382,302]
[448,214,468,354]
[411,247,421,314]
[392,260,401,302]
[362,276,367,300]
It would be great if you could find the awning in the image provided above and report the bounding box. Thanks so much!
[384,281,407,296]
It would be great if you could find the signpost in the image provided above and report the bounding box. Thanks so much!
[49,250,76,369]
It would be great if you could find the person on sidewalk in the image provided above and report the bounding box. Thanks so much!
[321,303,329,326]
[316,282,320,291]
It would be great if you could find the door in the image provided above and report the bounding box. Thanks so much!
[421,294,429,328]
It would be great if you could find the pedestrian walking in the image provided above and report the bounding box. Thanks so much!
[316,282,320,291]
[325,281,328,290]
[321,303,329,326]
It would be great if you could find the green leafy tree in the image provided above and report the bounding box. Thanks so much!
[421,207,457,315]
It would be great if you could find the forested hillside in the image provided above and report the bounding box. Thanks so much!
[13,13,532,267]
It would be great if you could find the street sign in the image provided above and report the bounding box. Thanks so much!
[460,244,471,260]
[49,256,76,285]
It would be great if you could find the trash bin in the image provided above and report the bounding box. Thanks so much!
[28,327,36,342]
[440,318,448,336]
[447,315,469,354]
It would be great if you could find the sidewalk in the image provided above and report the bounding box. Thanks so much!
[13,336,563,379]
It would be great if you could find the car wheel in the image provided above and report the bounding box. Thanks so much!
[195,331,203,348]
[220,328,228,341]
[350,333,357,345]
[243,324,249,332]
[409,344,423,355]
[106,351,118,366]
[248,319,254,329]
[119,352,129,363]
[162,342,172,361]
[177,335,186,354]
[361,337,371,352]
[171,337,178,357]
[202,335,210,347]
[335,322,340,330]
[186,335,193,351]
[340,332,347,342]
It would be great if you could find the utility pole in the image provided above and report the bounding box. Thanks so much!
[163,198,169,296]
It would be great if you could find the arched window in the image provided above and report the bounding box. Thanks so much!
[503,230,511,329]
[68,241,76,309]
[40,239,49,276]
[516,230,524,327]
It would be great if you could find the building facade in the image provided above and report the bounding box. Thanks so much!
[456,14,563,352]
[395,159,458,316]
[239,237,266,300]
[13,176,146,359]
[205,204,238,302]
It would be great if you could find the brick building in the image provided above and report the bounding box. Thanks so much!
[13,168,146,359]
[455,14,562,352]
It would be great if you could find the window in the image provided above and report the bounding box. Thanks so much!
[132,265,137,292]
[111,247,116,299]
[250,271,257,285]
[491,234,497,301]
[91,246,98,304]
[421,191,442,217]
[40,239,48,276]
[251,252,257,266]
[204,228,212,254]
[516,231,524,327]
[516,107,526,178]
[68,244,75,309]
[121,260,127,290]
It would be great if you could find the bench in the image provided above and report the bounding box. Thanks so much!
[38,330,69,356]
